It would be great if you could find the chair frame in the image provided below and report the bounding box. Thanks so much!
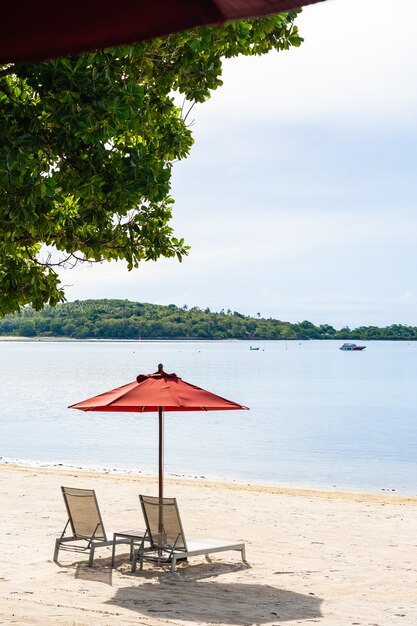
[53,486,128,567]
[132,495,247,574]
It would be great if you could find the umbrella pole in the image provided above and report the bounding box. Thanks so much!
[158,406,164,541]
[158,406,164,500]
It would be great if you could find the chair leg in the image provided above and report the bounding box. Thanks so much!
[88,545,95,567]
[171,555,178,573]
[131,547,145,573]
[131,548,138,573]
[132,538,147,573]
[111,539,116,568]
[53,539,60,563]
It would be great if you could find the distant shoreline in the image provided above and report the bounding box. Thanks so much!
[0,335,415,342]
[2,299,415,341]
[2,336,265,342]
[0,336,250,342]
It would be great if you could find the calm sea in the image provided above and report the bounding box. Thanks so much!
[1,339,416,494]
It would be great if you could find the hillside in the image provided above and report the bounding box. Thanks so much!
[0,299,415,340]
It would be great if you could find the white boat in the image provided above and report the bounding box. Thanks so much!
[340,343,366,351]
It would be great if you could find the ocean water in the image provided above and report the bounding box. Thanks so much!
[1,339,417,494]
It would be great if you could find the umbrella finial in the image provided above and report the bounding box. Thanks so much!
[158,363,164,373]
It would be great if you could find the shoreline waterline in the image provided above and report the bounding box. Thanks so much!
[2,458,417,505]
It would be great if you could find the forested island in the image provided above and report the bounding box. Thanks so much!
[0,299,415,341]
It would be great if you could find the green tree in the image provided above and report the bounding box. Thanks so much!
[3,298,417,341]
[319,323,336,337]
[280,324,297,339]
[18,319,36,336]
[0,14,302,315]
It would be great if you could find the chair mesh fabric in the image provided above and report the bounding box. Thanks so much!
[62,487,106,540]
[140,495,186,551]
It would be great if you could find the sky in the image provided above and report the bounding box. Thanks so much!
[58,0,417,328]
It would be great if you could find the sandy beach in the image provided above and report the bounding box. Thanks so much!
[0,464,416,625]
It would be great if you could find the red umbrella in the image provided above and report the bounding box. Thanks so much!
[69,363,248,498]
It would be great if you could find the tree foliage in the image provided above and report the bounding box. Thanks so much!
[0,14,302,315]
[1,299,414,341]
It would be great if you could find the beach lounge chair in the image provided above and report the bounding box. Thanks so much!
[131,494,247,574]
[53,486,140,567]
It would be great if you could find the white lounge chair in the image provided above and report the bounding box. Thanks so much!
[132,494,247,574]
[53,486,141,566]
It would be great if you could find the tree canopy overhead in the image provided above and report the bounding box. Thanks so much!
[0,14,302,316]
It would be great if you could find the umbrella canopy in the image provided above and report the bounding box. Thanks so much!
[69,364,248,497]
[1,0,326,64]
[70,364,247,413]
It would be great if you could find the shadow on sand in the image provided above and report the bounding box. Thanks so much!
[106,565,322,625]
[74,560,114,586]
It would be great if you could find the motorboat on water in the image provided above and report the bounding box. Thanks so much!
[340,343,366,351]
[250,346,260,351]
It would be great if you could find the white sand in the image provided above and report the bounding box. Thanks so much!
[0,463,416,625]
